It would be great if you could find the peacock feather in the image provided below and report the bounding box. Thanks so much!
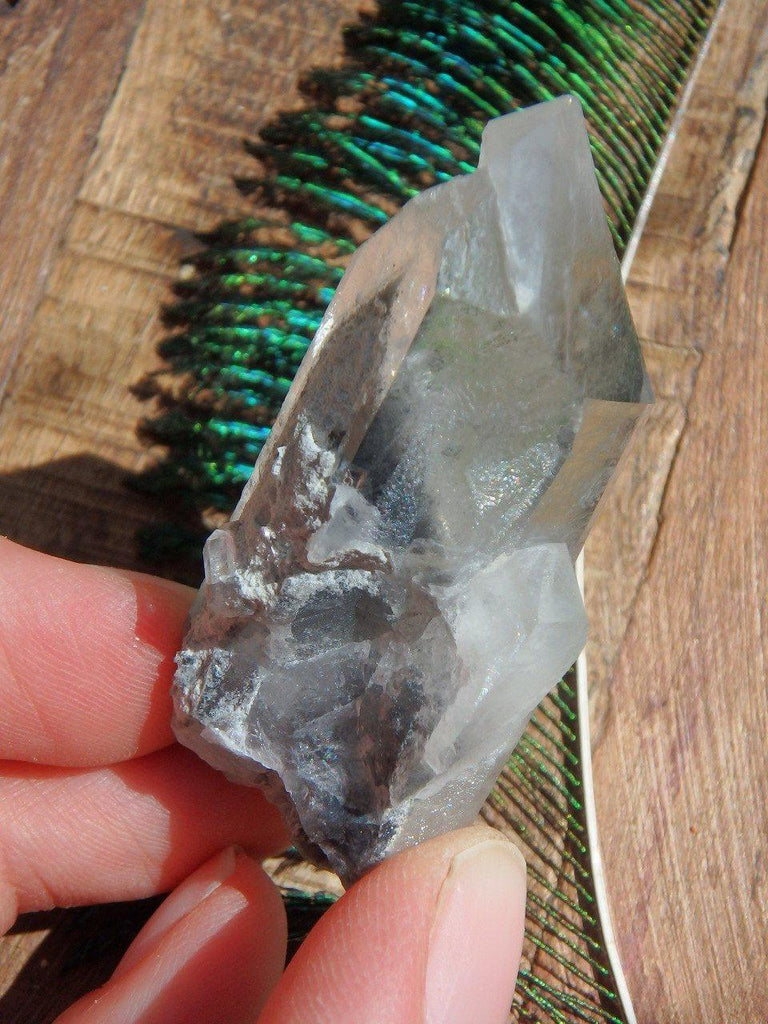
[136,2,717,1020]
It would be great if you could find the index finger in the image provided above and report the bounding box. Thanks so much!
[0,537,193,766]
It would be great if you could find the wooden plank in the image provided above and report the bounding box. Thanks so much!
[0,0,146,394]
[0,2,359,1019]
[586,1,768,1018]
[585,1,768,725]
[0,0,361,575]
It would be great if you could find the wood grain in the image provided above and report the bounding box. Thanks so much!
[0,0,765,1021]
[586,1,768,1019]
[0,0,146,396]
[0,0,362,577]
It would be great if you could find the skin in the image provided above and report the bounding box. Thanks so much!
[0,537,526,1024]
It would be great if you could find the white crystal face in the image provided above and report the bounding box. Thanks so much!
[172,96,651,882]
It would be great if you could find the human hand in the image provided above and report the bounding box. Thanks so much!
[0,537,526,1024]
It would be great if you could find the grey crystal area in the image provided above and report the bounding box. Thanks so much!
[172,96,651,883]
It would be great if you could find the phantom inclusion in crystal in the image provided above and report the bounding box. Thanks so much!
[172,96,652,883]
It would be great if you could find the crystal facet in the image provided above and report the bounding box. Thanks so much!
[172,96,652,883]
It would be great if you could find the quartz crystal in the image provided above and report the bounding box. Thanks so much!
[172,96,652,883]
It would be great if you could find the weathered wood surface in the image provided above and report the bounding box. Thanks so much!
[0,0,147,397]
[0,0,361,574]
[0,0,765,1020]
[585,1,768,1019]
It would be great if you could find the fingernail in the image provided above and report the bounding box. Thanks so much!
[0,881,17,937]
[424,837,527,1024]
[111,846,242,980]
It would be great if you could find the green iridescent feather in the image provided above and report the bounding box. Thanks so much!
[135,2,717,1020]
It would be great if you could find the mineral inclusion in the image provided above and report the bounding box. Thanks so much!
[172,96,652,883]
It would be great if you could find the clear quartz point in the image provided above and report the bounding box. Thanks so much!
[172,96,652,883]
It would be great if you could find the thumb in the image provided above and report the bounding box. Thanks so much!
[258,824,527,1024]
